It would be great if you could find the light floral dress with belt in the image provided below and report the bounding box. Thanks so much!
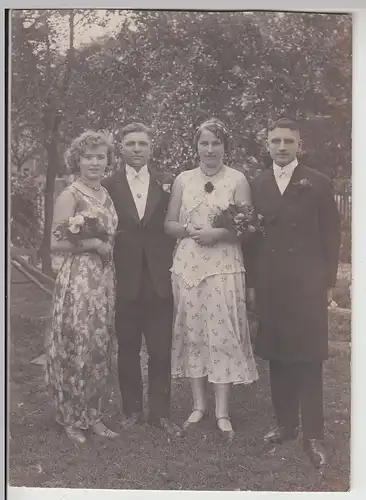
[45,181,118,429]
[171,166,258,385]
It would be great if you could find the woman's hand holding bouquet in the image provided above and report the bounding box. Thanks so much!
[212,202,265,239]
[53,211,113,266]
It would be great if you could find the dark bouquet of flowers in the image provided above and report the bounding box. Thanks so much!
[212,202,265,238]
[53,211,111,265]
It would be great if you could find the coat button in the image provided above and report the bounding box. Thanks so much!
[271,249,276,253]
[288,248,293,252]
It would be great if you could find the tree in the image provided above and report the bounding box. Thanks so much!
[11,9,124,274]
[11,10,351,268]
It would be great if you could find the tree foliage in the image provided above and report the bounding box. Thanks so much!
[11,173,43,248]
[11,10,352,264]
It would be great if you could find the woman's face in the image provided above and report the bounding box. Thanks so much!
[79,145,108,182]
[197,128,225,169]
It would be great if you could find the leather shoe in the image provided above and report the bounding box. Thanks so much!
[264,426,299,444]
[182,409,207,433]
[65,426,86,444]
[303,439,327,469]
[216,417,236,444]
[92,421,119,439]
[121,412,144,430]
[148,417,183,437]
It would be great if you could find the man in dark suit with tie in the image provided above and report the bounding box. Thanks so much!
[246,117,341,468]
[103,122,181,437]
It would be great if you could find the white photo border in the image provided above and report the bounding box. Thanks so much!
[3,3,366,500]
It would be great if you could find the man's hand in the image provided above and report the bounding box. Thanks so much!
[247,288,256,310]
[327,287,334,305]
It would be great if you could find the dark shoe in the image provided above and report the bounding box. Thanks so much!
[263,426,299,444]
[216,417,235,444]
[148,417,183,437]
[121,412,144,430]
[303,439,327,469]
[182,409,207,433]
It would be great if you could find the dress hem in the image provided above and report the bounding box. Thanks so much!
[172,372,258,386]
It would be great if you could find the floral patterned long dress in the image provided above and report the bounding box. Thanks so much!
[45,181,118,429]
[171,166,258,385]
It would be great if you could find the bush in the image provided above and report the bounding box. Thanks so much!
[11,173,42,249]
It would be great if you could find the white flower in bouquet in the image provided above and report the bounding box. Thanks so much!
[81,208,98,219]
[69,224,81,234]
[69,214,85,226]
[234,213,246,221]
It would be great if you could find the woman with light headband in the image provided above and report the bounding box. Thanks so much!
[165,118,258,443]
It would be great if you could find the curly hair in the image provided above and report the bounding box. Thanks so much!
[193,117,230,153]
[64,130,114,174]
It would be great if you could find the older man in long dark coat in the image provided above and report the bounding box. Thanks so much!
[246,118,341,468]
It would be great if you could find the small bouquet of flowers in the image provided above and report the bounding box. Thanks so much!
[212,202,265,238]
[53,211,111,265]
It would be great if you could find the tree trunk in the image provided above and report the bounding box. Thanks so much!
[39,135,58,276]
[39,10,75,276]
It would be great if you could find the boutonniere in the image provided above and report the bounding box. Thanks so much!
[155,178,173,193]
[293,178,312,190]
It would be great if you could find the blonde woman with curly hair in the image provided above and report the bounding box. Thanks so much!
[45,130,119,444]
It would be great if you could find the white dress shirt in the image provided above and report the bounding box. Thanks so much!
[273,158,298,195]
[125,164,150,219]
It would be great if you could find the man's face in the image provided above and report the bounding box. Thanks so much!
[121,131,151,170]
[266,127,302,167]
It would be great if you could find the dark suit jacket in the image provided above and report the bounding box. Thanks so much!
[103,168,175,301]
[245,164,341,362]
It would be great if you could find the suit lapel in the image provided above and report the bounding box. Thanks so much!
[113,169,140,224]
[143,174,162,226]
[259,169,282,223]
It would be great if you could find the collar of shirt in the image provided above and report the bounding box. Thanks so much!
[273,158,298,180]
[125,164,150,183]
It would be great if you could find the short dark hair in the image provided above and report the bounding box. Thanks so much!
[268,117,300,133]
[120,122,154,140]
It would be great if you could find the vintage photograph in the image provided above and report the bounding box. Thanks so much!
[9,9,351,492]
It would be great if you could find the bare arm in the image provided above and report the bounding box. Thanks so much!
[164,175,193,239]
[234,173,252,206]
[50,190,101,254]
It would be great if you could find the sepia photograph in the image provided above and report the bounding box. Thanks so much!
[9,8,351,492]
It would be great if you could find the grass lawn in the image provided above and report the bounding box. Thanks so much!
[8,265,351,491]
